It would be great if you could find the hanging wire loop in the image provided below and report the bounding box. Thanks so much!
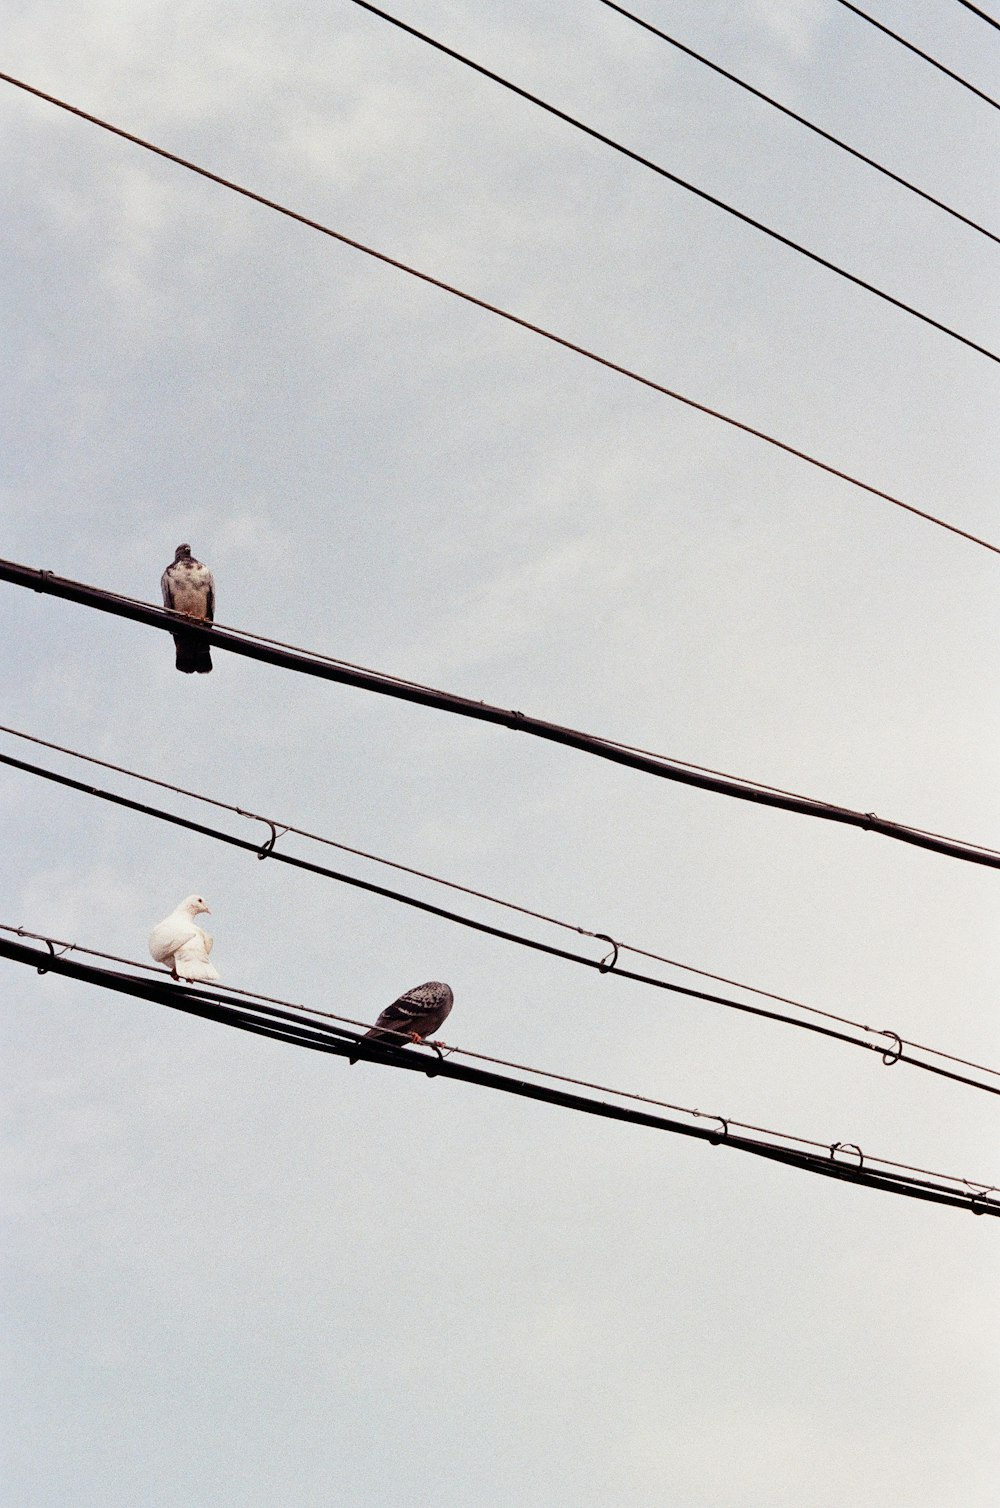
[595,934,620,973]
[256,820,282,860]
[830,1141,864,1168]
[879,1030,904,1066]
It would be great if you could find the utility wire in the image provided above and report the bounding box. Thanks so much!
[3,721,999,1088]
[2,933,996,1217]
[597,0,999,245]
[954,0,1000,33]
[2,78,999,555]
[0,923,982,1187]
[5,556,1000,873]
[4,745,1000,1101]
[831,0,1000,109]
[347,0,998,363]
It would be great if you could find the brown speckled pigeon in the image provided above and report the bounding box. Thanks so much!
[161,544,215,674]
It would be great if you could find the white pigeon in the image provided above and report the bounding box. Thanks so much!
[161,543,215,674]
[350,980,454,1064]
[148,894,220,982]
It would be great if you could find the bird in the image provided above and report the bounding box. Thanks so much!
[350,980,454,1064]
[161,543,215,673]
[148,894,220,982]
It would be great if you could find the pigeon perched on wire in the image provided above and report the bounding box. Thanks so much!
[148,894,220,981]
[161,543,215,674]
[350,981,454,1064]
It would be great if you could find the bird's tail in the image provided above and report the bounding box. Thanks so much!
[173,632,213,674]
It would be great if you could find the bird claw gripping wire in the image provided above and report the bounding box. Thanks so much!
[878,1030,903,1066]
[595,934,619,973]
[830,1141,864,1168]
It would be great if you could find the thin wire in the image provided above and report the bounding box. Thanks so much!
[1,74,999,555]
[831,0,1000,109]
[597,0,999,244]
[7,558,1000,874]
[4,748,1000,1101]
[4,720,1000,1086]
[953,0,1000,32]
[2,932,995,1215]
[347,0,999,363]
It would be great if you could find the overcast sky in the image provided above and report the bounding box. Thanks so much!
[2,1,999,1503]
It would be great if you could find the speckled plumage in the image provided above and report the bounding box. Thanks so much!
[161,544,215,673]
[350,980,454,1063]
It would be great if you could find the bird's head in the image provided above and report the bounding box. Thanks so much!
[174,543,193,561]
[181,894,211,916]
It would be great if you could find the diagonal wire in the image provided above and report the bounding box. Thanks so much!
[3,720,1000,1089]
[831,0,1000,109]
[597,0,999,244]
[2,75,999,553]
[4,748,1000,1101]
[2,931,997,1217]
[953,0,1000,32]
[5,558,1000,873]
[346,0,999,363]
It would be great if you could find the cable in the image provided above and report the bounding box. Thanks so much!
[2,933,996,1216]
[4,748,1000,1102]
[346,0,998,364]
[953,0,1000,32]
[2,78,999,556]
[6,557,1000,872]
[597,1,999,245]
[4,721,1000,1088]
[831,0,1000,109]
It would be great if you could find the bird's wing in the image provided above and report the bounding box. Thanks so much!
[173,932,220,981]
[370,981,453,1033]
[148,912,198,962]
[205,573,215,623]
[161,567,176,610]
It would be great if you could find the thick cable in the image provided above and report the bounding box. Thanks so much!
[347,0,998,363]
[2,934,996,1216]
[1,73,999,554]
[3,721,999,1088]
[953,0,1000,32]
[6,557,1000,873]
[831,0,1000,109]
[4,750,1000,1101]
[597,0,998,244]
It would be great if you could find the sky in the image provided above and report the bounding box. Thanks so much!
[2,0,999,1502]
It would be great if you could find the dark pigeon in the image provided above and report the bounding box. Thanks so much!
[350,981,454,1064]
[161,543,215,674]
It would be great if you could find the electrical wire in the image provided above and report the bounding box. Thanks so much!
[953,0,1000,32]
[4,745,1000,1102]
[346,0,999,363]
[597,0,999,245]
[3,76,999,556]
[831,0,1000,109]
[4,721,1000,1088]
[2,932,996,1217]
[5,557,1000,872]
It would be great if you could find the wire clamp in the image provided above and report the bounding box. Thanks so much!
[32,570,53,593]
[256,820,285,860]
[422,1039,448,1077]
[966,1182,998,1216]
[830,1141,864,1168]
[595,934,619,973]
[878,1029,903,1066]
[37,937,71,975]
[507,709,524,729]
[862,811,879,830]
[708,1116,729,1145]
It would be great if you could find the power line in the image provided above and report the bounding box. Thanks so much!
[953,0,1000,32]
[4,744,1000,1101]
[597,0,999,245]
[4,721,999,1088]
[346,0,999,364]
[2,932,996,1217]
[2,79,999,556]
[5,557,1000,873]
[832,0,1000,109]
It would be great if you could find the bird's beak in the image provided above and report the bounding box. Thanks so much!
[201,905,211,916]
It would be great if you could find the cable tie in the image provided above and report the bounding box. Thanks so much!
[830,1141,864,1168]
[32,570,52,593]
[879,1030,903,1066]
